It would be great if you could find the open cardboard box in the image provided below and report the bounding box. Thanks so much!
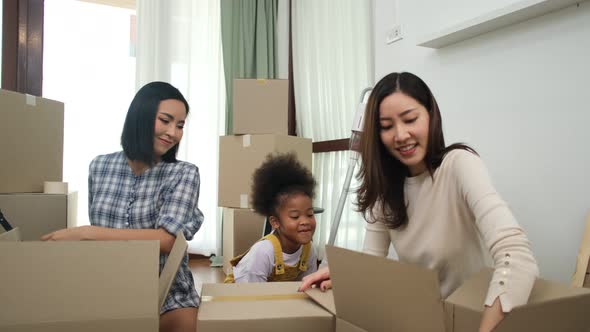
[197,281,334,331]
[0,227,21,241]
[303,246,590,332]
[0,229,188,332]
[0,192,78,240]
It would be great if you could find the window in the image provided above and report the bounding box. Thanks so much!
[43,0,136,225]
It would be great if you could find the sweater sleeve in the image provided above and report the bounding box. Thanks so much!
[452,151,539,312]
[363,217,392,258]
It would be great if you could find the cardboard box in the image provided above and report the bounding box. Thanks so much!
[0,232,188,332]
[0,227,21,241]
[0,192,78,241]
[0,89,64,193]
[218,134,312,208]
[222,207,266,275]
[233,79,288,135]
[573,211,590,288]
[306,246,590,332]
[197,281,333,331]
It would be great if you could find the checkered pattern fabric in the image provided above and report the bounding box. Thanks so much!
[89,151,203,313]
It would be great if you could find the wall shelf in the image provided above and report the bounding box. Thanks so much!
[417,0,582,48]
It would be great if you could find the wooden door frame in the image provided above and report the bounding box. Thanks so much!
[2,0,44,96]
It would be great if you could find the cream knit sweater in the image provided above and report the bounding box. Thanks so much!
[363,150,539,312]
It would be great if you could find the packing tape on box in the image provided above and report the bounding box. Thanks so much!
[240,194,248,208]
[25,94,37,106]
[202,293,308,302]
[43,181,68,194]
[242,134,251,147]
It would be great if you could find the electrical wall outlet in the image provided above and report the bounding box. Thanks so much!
[385,25,402,44]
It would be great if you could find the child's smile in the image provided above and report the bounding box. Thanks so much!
[271,193,316,254]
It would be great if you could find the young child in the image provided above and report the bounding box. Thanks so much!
[225,152,318,283]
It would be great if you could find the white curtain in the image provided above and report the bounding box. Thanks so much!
[292,0,374,259]
[43,1,136,228]
[136,0,226,256]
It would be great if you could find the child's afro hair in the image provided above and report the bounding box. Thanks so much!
[251,152,316,216]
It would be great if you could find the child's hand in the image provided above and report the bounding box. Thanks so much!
[299,267,332,292]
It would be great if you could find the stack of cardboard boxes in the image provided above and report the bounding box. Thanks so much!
[0,89,76,240]
[218,79,312,275]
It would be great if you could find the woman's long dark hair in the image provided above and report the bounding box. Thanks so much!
[356,72,475,229]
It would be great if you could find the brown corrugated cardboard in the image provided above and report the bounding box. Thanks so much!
[158,232,189,309]
[0,227,21,241]
[0,231,187,332]
[336,318,367,332]
[572,211,590,287]
[0,192,77,240]
[0,89,64,193]
[218,134,312,208]
[313,246,444,331]
[447,268,590,332]
[316,245,590,332]
[305,288,336,316]
[233,79,288,135]
[197,281,334,332]
[222,207,266,275]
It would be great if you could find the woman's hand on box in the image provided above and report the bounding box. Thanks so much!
[299,266,332,292]
[41,225,94,241]
[479,297,505,332]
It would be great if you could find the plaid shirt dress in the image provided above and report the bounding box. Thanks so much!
[88,151,203,313]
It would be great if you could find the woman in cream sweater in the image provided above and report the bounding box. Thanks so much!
[299,72,539,332]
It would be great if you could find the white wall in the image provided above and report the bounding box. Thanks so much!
[374,0,590,283]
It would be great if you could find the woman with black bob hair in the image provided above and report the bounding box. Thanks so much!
[42,81,204,332]
[122,81,187,164]
[300,72,539,332]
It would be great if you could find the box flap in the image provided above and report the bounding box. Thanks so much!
[0,241,159,327]
[0,193,68,240]
[159,231,188,310]
[305,288,336,315]
[445,268,492,311]
[326,245,445,331]
[495,279,590,332]
[335,317,368,332]
[199,281,332,321]
[446,268,590,332]
[572,211,590,287]
[0,227,21,241]
[0,317,156,332]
